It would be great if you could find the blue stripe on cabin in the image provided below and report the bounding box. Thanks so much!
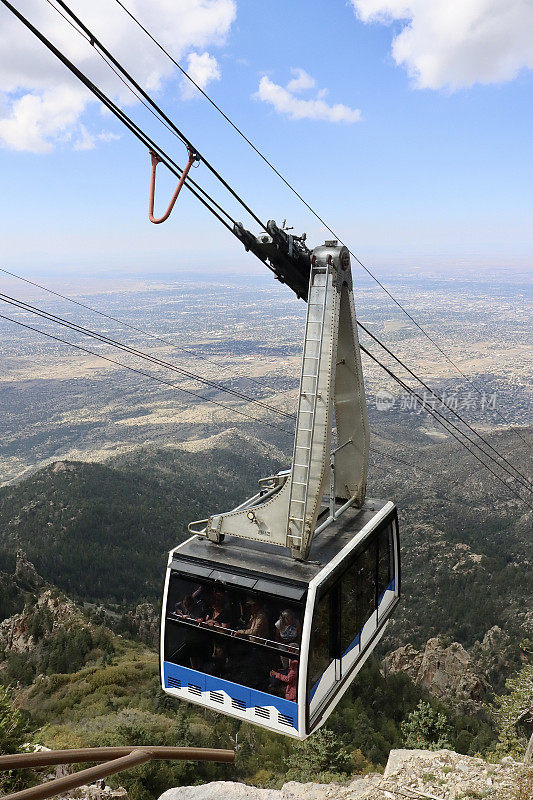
[163,661,298,730]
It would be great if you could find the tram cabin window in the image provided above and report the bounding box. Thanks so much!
[165,574,303,701]
[308,518,397,721]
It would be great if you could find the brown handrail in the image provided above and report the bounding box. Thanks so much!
[149,147,197,223]
[0,746,235,800]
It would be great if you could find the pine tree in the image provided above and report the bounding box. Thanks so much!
[284,728,352,781]
[400,701,453,750]
[491,663,533,761]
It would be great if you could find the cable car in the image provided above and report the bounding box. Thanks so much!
[161,238,401,738]
[162,496,399,738]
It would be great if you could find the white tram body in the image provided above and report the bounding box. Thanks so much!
[161,499,399,739]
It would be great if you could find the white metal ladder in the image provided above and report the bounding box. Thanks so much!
[286,262,330,549]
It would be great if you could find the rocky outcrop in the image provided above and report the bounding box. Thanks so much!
[14,550,44,589]
[130,602,159,647]
[449,542,485,574]
[470,626,513,690]
[158,751,531,800]
[0,588,78,655]
[51,460,78,474]
[384,637,486,711]
[383,627,519,711]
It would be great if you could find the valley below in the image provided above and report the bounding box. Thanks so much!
[0,270,530,799]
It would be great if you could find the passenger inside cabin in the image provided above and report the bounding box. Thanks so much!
[233,598,269,639]
[202,587,232,629]
[191,584,213,619]
[174,594,198,617]
[200,589,232,676]
[275,609,300,668]
[231,598,271,689]
[270,659,299,701]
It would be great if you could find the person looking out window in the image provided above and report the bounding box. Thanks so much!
[233,598,269,639]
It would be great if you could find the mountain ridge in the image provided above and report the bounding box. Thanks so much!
[0,426,530,648]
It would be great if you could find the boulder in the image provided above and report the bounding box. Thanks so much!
[159,782,280,800]
[158,778,375,800]
[157,751,531,800]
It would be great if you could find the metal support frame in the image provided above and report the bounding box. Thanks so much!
[0,746,234,800]
[190,241,370,561]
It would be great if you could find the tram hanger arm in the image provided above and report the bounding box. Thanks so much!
[198,241,370,561]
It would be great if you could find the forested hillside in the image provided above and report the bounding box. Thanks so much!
[0,431,283,603]
[0,426,529,648]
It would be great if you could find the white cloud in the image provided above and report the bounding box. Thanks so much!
[0,86,88,153]
[255,72,361,123]
[71,126,119,150]
[181,51,221,99]
[97,130,121,143]
[350,0,533,90]
[0,0,236,152]
[73,125,95,151]
[286,68,315,93]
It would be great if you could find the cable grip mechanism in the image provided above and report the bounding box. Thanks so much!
[148,147,198,224]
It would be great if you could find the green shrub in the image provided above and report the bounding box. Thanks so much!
[401,701,454,750]
[284,728,352,783]
[0,685,31,793]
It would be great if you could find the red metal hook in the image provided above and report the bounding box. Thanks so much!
[148,147,197,224]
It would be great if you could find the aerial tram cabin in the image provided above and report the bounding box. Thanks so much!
[162,497,399,738]
[161,237,401,738]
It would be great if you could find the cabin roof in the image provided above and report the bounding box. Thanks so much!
[173,498,391,587]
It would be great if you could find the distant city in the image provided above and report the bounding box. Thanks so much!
[0,270,531,485]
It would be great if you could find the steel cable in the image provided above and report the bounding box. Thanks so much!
[110,0,532,454]
[0,293,295,419]
[0,267,287,396]
[0,312,293,434]
[358,321,532,491]
[360,344,533,510]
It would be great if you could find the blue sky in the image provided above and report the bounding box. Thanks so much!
[0,0,532,276]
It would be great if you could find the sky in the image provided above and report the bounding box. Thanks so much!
[0,0,532,277]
